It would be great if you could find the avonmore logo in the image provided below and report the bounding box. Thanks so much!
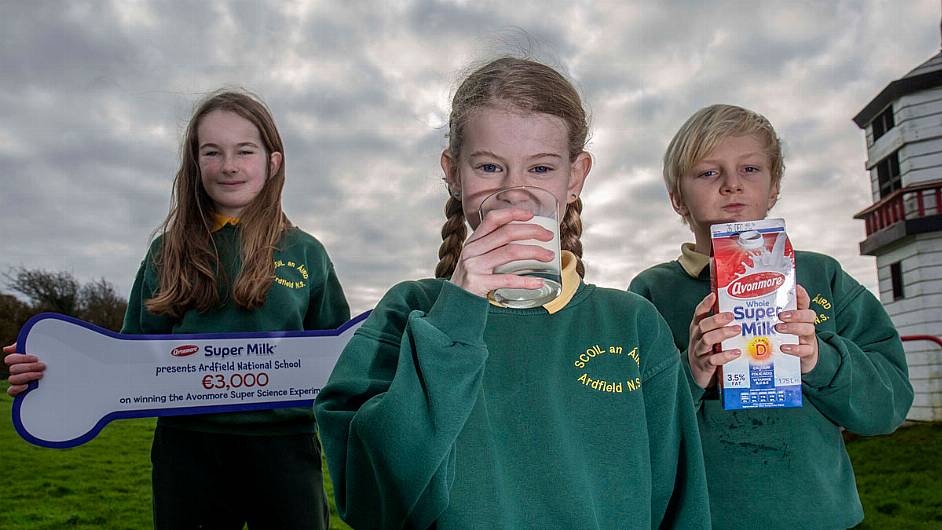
[728,272,786,299]
[171,344,199,357]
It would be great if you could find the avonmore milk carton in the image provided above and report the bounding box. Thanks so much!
[711,219,802,410]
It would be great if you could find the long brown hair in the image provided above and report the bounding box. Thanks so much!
[436,57,590,279]
[146,90,290,318]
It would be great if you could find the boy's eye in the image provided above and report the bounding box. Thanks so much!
[239,150,255,155]
[530,165,552,174]
[697,169,718,178]
[744,166,761,173]
[477,163,501,173]
[202,150,219,157]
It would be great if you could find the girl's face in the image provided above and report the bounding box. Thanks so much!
[197,110,282,218]
[442,106,591,229]
[671,133,779,248]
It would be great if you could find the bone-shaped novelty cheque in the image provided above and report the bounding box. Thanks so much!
[11,312,370,448]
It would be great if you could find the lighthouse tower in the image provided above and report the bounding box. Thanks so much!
[853,46,942,422]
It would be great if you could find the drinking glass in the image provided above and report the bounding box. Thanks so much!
[478,186,562,308]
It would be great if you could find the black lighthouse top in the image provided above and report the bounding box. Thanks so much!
[854,49,942,128]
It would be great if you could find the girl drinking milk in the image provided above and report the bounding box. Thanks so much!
[314,58,710,529]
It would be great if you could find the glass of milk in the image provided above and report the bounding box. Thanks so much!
[479,186,562,308]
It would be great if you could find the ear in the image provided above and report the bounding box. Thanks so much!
[669,191,689,217]
[566,151,592,204]
[269,151,283,178]
[767,179,780,211]
[441,150,460,194]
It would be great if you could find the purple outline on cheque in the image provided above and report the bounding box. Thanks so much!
[12,311,370,448]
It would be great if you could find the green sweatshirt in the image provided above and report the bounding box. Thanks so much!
[629,246,913,530]
[315,270,710,529]
[123,222,350,435]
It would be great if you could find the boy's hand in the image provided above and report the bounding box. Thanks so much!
[777,285,819,373]
[3,343,47,397]
[687,293,742,389]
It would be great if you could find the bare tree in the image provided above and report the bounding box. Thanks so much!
[79,277,128,331]
[4,267,80,315]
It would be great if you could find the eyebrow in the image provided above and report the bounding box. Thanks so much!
[467,150,562,160]
[199,141,261,150]
[468,150,504,160]
[697,151,767,165]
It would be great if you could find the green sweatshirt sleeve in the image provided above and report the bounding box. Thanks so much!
[801,268,913,436]
[680,355,707,410]
[629,277,707,410]
[315,281,490,528]
[304,260,350,331]
[641,310,711,529]
[121,249,174,335]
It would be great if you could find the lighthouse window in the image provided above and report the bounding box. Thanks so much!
[876,151,901,198]
[890,261,905,300]
[871,106,895,142]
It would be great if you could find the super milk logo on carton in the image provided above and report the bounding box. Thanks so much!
[729,272,786,298]
[710,219,802,410]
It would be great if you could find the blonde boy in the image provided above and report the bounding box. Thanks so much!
[629,104,912,529]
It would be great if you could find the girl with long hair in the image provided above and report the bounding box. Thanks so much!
[6,90,350,529]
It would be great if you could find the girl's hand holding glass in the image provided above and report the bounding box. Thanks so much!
[449,206,555,301]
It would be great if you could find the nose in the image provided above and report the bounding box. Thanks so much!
[499,186,537,208]
[501,165,528,190]
[720,169,743,194]
[222,154,239,175]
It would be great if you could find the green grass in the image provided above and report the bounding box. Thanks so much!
[2,377,938,528]
[0,381,153,529]
[0,380,350,530]
[847,421,942,529]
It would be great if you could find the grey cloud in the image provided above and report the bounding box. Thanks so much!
[3,0,940,316]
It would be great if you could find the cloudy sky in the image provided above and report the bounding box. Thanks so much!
[1,0,939,315]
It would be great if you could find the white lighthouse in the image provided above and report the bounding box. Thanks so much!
[853,46,942,422]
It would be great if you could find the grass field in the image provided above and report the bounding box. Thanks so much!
[847,421,942,529]
[0,381,350,530]
[1,380,938,528]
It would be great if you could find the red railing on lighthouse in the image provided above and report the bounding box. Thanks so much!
[901,335,942,349]
[855,180,942,236]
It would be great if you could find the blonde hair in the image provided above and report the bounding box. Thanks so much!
[146,90,290,318]
[663,104,784,221]
[436,57,590,278]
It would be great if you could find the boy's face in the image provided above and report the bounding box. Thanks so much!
[670,134,779,243]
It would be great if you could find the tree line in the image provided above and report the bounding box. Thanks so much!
[0,268,127,379]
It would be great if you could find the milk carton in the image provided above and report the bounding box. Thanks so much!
[711,218,802,410]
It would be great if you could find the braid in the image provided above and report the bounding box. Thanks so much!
[435,196,468,278]
[560,198,585,278]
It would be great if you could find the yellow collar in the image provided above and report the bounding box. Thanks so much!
[211,214,241,232]
[488,250,581,314]
[678,242,710,278]
[543,251,580,314]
